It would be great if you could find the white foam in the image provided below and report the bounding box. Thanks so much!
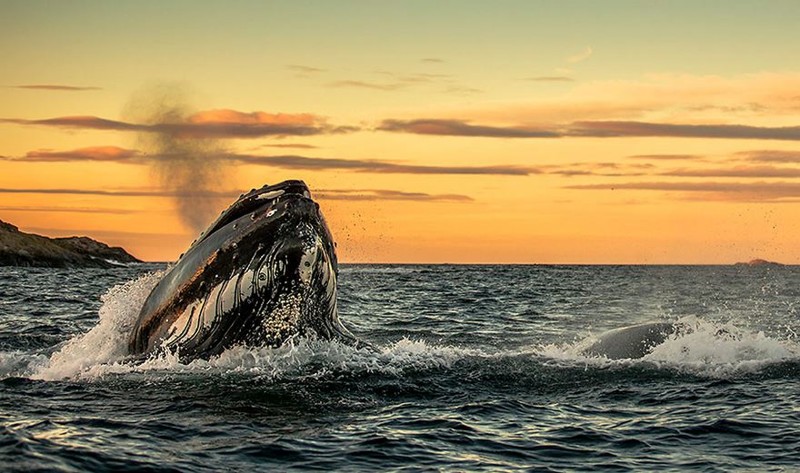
[14,269,800,382]
[34,337,477,381]
[13,265,477,381]
[643,317,797,374]
[537,316,800,377]
[32,271,164,381]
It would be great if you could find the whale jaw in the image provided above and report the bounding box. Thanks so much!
[128,181,354,361]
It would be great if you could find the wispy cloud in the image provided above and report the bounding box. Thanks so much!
[566,181,800,201]
[0,206,139,214]
[736,149,800,163]
[661,166,800,179]
[524,76,574,82]
[287,64,326,75]
[17,146,142,163]
[378,118,800,141]
[0,187,472,203]
[9,84,102,91]
[421,58,445,64]
[628,154,702,161]
[570,121,800,140]
[1,109,356,138]
[566,46,593,64]
[376,71,453,83]
[378,119,560,138]
[317,189,472,202]
[5,145,534,176]
[328,70,478,95]
[229,154,534,175]
[326,80,404,91]
[544,161,654,178]
[0,187,239,198]
[258,143,319,150]
[443,85,483,95]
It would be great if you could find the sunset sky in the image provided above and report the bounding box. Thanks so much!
[2,0,800,263]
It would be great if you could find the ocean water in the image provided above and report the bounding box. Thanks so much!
[1,264,798,472]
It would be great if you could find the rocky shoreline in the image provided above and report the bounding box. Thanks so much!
[0,220,141,268]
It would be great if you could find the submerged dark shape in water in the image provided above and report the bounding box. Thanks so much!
[128,180,356,361]
[582,322,680,360]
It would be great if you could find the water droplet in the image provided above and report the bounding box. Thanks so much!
[232,224,238,230]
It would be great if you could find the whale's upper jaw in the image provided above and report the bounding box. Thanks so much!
[193,180,311,248]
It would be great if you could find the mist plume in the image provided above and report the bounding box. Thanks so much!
[123,83,230,233]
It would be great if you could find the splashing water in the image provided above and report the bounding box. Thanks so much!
[23,270,475,381]
[33,271,164,380]
[14,270,796,383]
[537,315,799,377]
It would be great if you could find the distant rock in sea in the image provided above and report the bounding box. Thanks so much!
[734,258,784,267]
[0,219,141,268]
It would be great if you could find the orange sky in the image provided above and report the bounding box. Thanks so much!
[1,1,799,263]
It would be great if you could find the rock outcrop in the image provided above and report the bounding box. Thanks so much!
[0,220,141,268]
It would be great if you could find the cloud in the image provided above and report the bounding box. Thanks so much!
[0,110,355,138]
[628,154,702,161]
[316,189,471,202]
[376,71,454,83]
[566,181,800,201]
[229,154,534,175]
[443,85,483,95]
[287,64,326,74]
[0,187,238,198]
[570,121,800,140]
[737,149,800,163]
[1,116,139,131]
[524,76,574,82]
[566,47,593,64]
[544,161,653,178]
[378,118,800,141]
[5,145,534,176]
[377,119,560,138]
[421,58,445,64]
[10,84,102,91]
[661,166,800,179]
[328,71,477,94]
[17,146,142,163]
[0,206,138,214]
[326,80,405,91]
[0,186,472,203]
[258,143,319,149]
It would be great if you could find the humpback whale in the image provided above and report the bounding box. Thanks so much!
[581,322,680,360]
[128,180,356,361]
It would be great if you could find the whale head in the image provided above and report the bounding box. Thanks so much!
[128,180,355,360]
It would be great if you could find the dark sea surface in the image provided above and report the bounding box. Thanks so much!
[1,264,799,472]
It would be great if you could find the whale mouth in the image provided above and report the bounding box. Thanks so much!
[128,179,347,359]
